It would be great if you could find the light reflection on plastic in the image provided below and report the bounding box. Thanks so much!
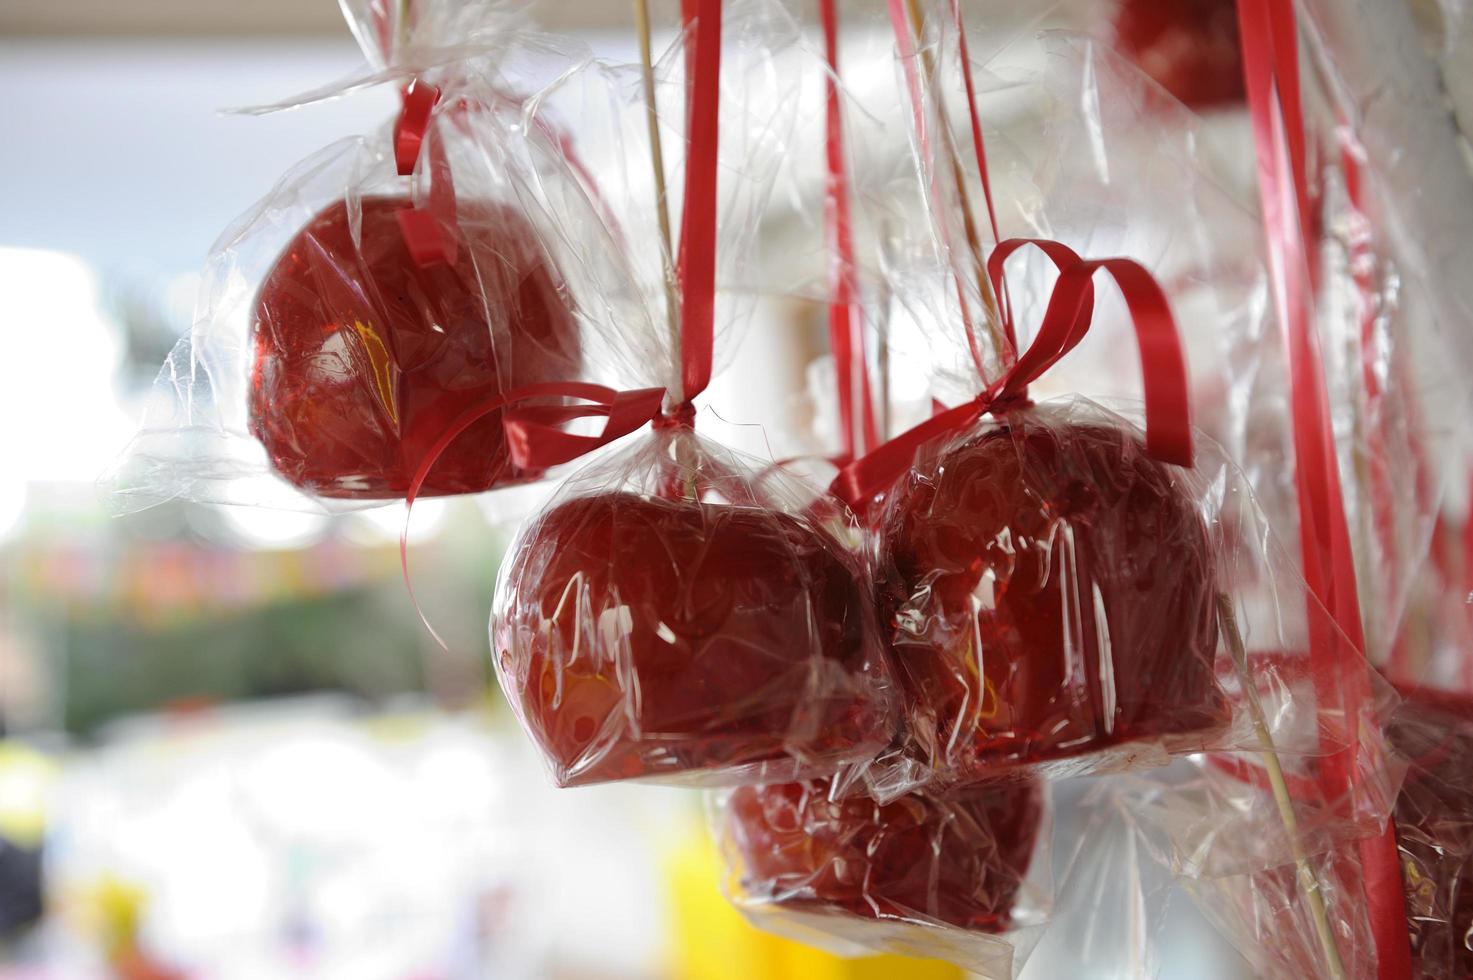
[219,505,329,550]
[350,498,447,544]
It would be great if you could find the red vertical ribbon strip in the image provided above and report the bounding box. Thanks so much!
[675,0,723,405]
[1237,1,1412,976]
[820,0,879,458]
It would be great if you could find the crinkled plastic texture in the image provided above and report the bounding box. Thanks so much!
[513,0,810,395]
[490,428,898,788]
[1079,3,1465,678]
[861,397,1401,798]
[1384,685,1473,979]
[711,776,1049,978]
[1284,1,1471,680]
[109,5,600,511]
[874,14,1459,679]
[1387,507,1473,695]
[1116,674,1473,980]
[1171,841,1381,979]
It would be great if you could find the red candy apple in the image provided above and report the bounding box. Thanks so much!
[493,483,895,786]
[874,408,1226,781]
[1113,0,1245,110]
[250,195,580,498]
[1385,686,1473,977]
[724,777,1042,933]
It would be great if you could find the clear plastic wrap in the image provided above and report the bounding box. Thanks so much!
[1114,651,1472,980]
[858,394,1404,800]
[871,399,1223,783]
[508,0,808,397]
[1384,685,1473,978]
[491,428,897,788]
[483,0,904,790]
[109,2,591,510]
[757,3,1405,807]
[711,776,1049,978]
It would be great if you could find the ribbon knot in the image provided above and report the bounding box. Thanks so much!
[654,401,697,430]
[981,386,1031,417]
[830,239,1194,514]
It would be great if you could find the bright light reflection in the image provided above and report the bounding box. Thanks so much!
[219,505,328,550]
[349,498,446,544]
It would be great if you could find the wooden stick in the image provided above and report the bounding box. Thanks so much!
[635,0,685,404]
[1217,593,1348,980]
[901,0,1007,364]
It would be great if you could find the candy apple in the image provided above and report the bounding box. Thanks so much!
[493,485,895,786]
[725,777,1042,932]
[874,408,1226,780]
[1113,0,1245,110]
[250,195,579,498]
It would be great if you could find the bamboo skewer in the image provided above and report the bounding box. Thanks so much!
[900,0,1009,366]
[635,0,685,406]
[1216,593,1348,980]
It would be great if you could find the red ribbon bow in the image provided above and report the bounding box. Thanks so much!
[830,238,1194,511]
[400,0,725,644]
[829,0,1193,514]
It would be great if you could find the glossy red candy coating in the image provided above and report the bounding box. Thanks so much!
[1113,0,1245,110]
[874,411,1226,780]
[726,778,1042,933]
[494,490,894,786]
[249,195,579,498]
[1385,687,1473,978]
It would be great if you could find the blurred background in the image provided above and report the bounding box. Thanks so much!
[0,1,1260,977]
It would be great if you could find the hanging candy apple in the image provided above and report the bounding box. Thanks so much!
[873,405,1227,781]
[722,776,1043,934]
[249,194,580,498]
[1112,0,1245,110]
[492,438,896,787]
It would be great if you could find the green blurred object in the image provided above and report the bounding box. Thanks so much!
[53,589,428,735]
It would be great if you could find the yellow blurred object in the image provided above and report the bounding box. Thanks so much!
[84,873,149,955]
[664,819,965,980]
[0,740,56,849]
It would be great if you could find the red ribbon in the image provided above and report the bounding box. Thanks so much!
[391,79,458,268]
[831,239,1194,510]
[832,4,1192,511]
[675,0,723,405]
[820,0,879,459]
[1237,1,1412,975]
[400,382,667,647]
[400,1,729,643]
[394,79,440,177]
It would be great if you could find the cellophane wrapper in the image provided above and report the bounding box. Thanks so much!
[1384,685,1473,978]
[510,0,809,397]
[1068,2,1470,676]
[490,428,898,788]
[1118,679,1471,978]
[875,5,1464,674]
[709,776,1050,978]
[856,395,1400,801]
[108,2,597,511]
